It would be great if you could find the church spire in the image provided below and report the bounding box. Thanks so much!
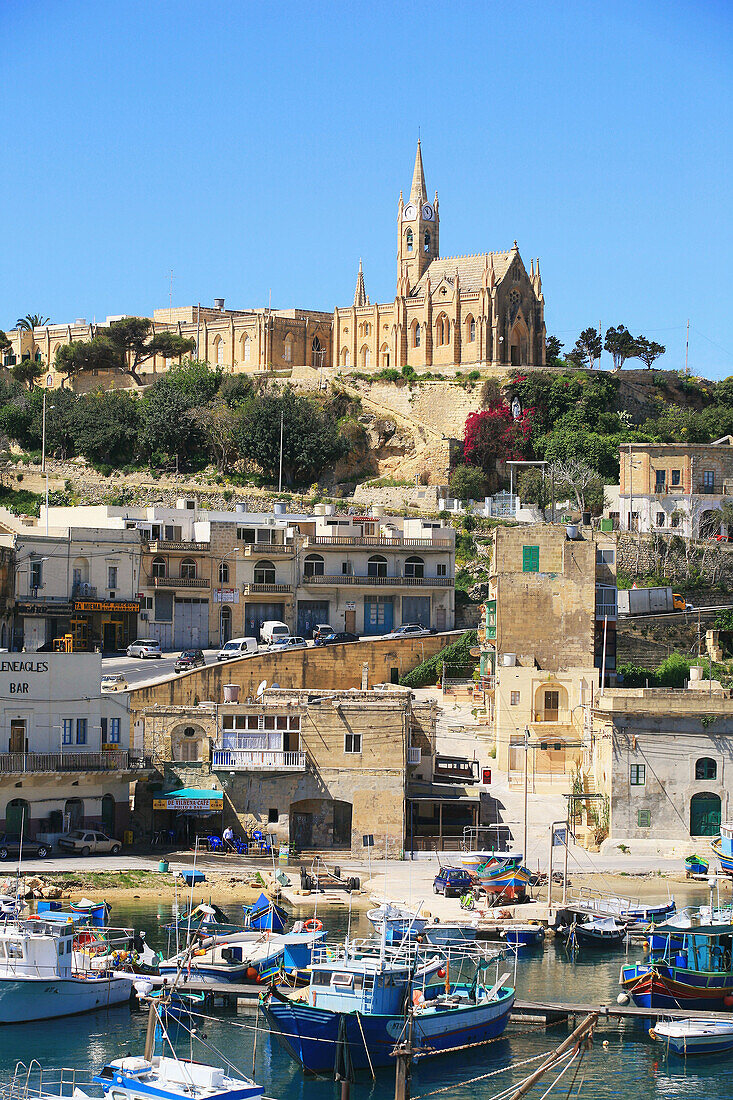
[353,258,367,307]
[410,139,426,203]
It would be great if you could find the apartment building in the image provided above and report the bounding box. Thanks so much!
[0,509,142,652]
[0,651,138,839]
[483,525,617,789]
[617,436,733,537]
[134,687,439,854]
[590,684,733,844]
[24,500,455,649]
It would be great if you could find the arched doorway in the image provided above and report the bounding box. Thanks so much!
[101,794,116,835]
[65,797,84,831]
[690,792,721,836]
[220,605,232,645]
[6,798,30,835]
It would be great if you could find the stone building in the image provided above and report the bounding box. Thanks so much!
[591,685,733,845]
[3,143,545,384]
[483,525,617,788]
[617,437,733,538]
[135,687,438,855]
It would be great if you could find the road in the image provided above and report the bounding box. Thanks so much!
[101,649,222,687]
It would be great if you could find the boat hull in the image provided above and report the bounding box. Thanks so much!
[0,974,132,1023]
[263,986,514,1073]
[711,839,733,877]
[621,964,733,1010]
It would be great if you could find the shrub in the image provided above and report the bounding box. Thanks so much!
[400,631,478,688]
[449,464,487,502]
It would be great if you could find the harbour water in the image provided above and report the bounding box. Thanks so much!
[0,896,731,1099]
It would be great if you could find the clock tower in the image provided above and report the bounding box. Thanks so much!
[397,140,439,292]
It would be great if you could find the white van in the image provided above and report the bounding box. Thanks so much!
[260,620,290,645]
[216,636,259,661]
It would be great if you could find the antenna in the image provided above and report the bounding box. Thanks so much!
[256,679,267,698]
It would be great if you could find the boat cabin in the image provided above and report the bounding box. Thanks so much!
[0,918,75,978]
[96,1057,264,1100]
[309,958,412,1015]
[433,756,479,784]
[720,823,733,858]
[654,925,733,973]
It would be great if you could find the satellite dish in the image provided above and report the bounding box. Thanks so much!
[256,680,267,697]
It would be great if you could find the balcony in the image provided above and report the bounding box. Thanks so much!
[241,583,292,595]
[243,544,294,556]
[211,749,306,772]
[302,535,452,550]
[0,751,132,775]
[149,576,210,589]
[697,481,720,496]
[301,574,452,587]
[147,539,210,552]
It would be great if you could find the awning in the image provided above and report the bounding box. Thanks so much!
[153,788,224,813]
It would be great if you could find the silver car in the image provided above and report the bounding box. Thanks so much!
[268,635,308,652]
[126,638,163,659]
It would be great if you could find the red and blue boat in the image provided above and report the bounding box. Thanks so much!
[475,855,531,902]
[711,824,733,877]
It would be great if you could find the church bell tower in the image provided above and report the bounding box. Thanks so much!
[397,140,439,293]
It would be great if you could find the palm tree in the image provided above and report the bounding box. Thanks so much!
[15,313,50,331]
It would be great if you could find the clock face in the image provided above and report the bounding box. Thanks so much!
[403,204,417,221]
[422,203,434,221]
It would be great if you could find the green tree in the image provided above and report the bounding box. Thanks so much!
[714,376,733,406]
[0,331,11,356]
[138,360,222,467]
[195,398,245,472]
[545,335,564,367]
[11,358,44,390]
[449,464,487,501]
[604,325,636,371]
[565,348,588,368]
[42,388,79,460]
[54,340,112,385]
[80,318,196,386]
[633,336,666,369]
[518,467,549,511]
[549,457,604,514]
[15,314,50,331]
[71,390,140,465]
[574,327,603,370]
[237,386,346,486]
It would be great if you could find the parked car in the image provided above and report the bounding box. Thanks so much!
[126,638,163,659]
[0,834,50,861]
[382,623,433,640]
[216,637,258,661]
[433,867,474,897]
[260,620,290,645]
[268,635,308,652]
[57,830,122,856]
[101,674,128,692]
[312,624,334,643]
[174,649,206,673]
[315,631,359,646]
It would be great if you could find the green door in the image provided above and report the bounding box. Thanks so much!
[690,793,721,837]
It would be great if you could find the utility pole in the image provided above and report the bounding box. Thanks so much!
[685,319,690,375]
[523,726,529,862]
[393,1011,413,1100]
[278,411,284,493]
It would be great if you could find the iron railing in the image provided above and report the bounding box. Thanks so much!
[241,583,292,594]
[211,749,306,770]
[150,576,210,588]
[0,751,130,774]
[302,536,452,549]
[301,574,452,587]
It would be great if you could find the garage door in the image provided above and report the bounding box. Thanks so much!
[402,596,431,628]
[364,596,393,635]
[298,600,330,638]
[244,603,285,639]
[174,598,210,649]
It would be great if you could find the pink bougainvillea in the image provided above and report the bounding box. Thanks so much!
[463,401,533,473]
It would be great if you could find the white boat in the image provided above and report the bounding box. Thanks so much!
[650,1018,733,1055]
[159,926,325,984]
[367,903,427,942]
[0,915,133,1023]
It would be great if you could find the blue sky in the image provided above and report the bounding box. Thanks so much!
[2,0,731,377]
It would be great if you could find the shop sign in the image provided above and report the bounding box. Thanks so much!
[345,601,356,611]
[153,797,221,812]
[214,589,240,604]
[74,600,140,613]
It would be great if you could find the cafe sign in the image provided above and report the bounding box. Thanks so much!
[153,796,221,812]
[74,600,140,613]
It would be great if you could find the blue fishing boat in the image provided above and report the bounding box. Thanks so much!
[711,824,733,877]
[70,898,110,924]
[242,892,288,933]
[685,854,710,877]
[367,903,427,944]
[621,910,733,1009]
[262,942,514,1073]
[500,924,545,948]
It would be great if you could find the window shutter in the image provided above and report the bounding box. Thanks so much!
[522,545,539,572]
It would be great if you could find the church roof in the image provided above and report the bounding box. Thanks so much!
[353,259,367,307]
[410,140,427,203]
[411,251,513,295]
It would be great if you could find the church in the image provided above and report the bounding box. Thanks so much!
[333,141,546,372]
[7,144,546,383]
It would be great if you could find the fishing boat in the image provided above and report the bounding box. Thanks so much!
[367,903,427,943]
[0,914,134,1023]
[685,854,710,877]
[0,895,25,919]
[561,889,675,927]
[620,911,733,1009]
[476,856,531,902]
[500,923,545,948]
[262,941,514,1073]
[70,898,110,923]
[159,926,326,984]
[650,1018,733,1056]
[422,922,478,946]
[242,893,288,933]
[571,917,625,947]
[711,824,733,877]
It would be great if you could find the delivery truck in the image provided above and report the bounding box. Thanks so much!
[617,586,687,615]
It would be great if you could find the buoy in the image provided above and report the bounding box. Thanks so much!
[642,940,649,952]
[602,1040,609,1049]
[437,967,446,979]
[617,992,630,1006]
[246,966,258,979]
[724,994,733,1007]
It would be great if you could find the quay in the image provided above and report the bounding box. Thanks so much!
[144,977,733,1025]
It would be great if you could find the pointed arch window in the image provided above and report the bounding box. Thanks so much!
[283,334,293,363]
[466,315,476,342]
[406,229,413,253]
[412,322,421,349]
[243,334,251,363]
[424,231,431,253]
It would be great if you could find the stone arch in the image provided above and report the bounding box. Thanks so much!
[533,683,568,722]
[405,228,413,254]
[404,555,424,578]
[465,314,476,343]
[172,722,207,763]
[64,797,84,830]
[151,555,167,579]
[6,798,30,835]
[212,335,223,366]
[411,319,421,348]
[509,318,529,366]
[283,332,294,363]
[253,559,276,585]
[180,557,197,579]
[435,313,449,346]
[240,332,251,364]
[380,343,390,368]
[690,791,721,837]
[304,553,324,578]
[367,554,387,578]
[695,757,717,781]
[340,347,350,368]
[360,344,371,369]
